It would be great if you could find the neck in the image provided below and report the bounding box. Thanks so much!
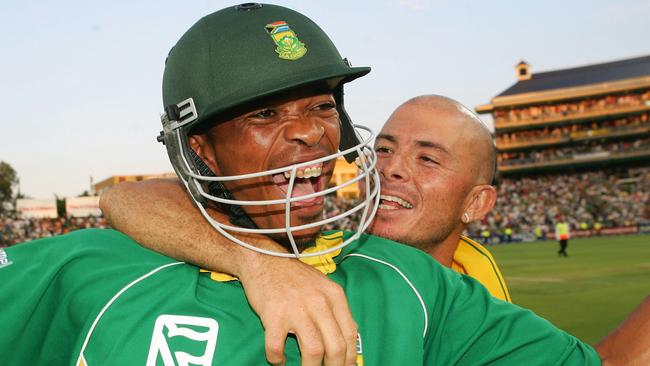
[425,226,464,267]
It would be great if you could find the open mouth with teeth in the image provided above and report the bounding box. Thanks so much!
[378,194,413,210]
[271,162,326,208]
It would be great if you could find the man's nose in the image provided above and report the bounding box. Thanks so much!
[378,153,410,182]
[283,115,325,147]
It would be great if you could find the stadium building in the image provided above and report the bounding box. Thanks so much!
[476,55,650,175]
[93,173,178,195]
[473,55,650,240]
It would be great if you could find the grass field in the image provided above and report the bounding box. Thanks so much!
[488,234,650,345]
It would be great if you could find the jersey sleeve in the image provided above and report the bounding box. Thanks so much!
[0,229,176,365]
[425,269,601,365]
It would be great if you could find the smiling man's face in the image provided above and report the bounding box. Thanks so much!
[369,100,482,249]
[189,86,340,246]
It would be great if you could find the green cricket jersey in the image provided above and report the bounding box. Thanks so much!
[0,229,600,365]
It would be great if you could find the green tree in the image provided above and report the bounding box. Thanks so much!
[54,194,66,218]
[0,161,18,214]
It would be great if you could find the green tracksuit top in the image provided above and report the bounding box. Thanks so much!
[0,229,600,365]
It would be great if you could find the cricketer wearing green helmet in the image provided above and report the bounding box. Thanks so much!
[0,3,605,366]
[158,2,380,257]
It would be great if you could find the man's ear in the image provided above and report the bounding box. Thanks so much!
[188,134,220,174]
[462,185,497,223]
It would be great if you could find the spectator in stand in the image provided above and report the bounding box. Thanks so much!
[480,226,491,245]
[504,226,513,243]
[594,222,603,236]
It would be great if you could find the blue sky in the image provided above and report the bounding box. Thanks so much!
[2,0,649,198]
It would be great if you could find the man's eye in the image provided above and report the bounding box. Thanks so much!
[253,109,275,118]
[375,146,392,154]
[314,102,336,111]
[420,156,438,164]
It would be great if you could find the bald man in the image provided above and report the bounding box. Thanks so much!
[370,95,509,300]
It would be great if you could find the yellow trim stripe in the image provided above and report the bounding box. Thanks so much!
[459,237,511,303]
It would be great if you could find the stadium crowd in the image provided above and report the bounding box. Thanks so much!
[498,137,650,166]
[322,196,362,232]
[493,89,650,124]
[496,112,649,148]
[3,165,648,247]
[0,216,107,247]
[320,166,650,242]
[1,198,358,247]
[468,166,650,241]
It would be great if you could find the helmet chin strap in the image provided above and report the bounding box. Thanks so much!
[188,149,259,229]
[334,86,362,164]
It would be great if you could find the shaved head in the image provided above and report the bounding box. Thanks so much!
[371,94,498,258]
[402,95,496,184]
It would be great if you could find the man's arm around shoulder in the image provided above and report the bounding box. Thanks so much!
[100,178,359,366]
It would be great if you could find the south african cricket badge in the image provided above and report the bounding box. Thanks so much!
[265,21,307,60]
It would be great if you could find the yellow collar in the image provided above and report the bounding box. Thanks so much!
[201,231,345,282]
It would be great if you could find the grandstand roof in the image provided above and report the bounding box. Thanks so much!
[497,55,650,97]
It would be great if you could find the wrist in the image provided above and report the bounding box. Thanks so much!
[231,246,266,280]
[236,246,304,287]
[228,235,290,277]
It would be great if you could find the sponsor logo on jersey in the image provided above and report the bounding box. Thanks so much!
[265,21,307,60]
[0,248,12,269]
[146,314,219,366]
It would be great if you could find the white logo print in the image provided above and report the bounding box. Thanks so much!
[0,249,12,269]
[146,314,219,366]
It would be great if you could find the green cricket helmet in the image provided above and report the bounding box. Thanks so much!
[158,3,380,258]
